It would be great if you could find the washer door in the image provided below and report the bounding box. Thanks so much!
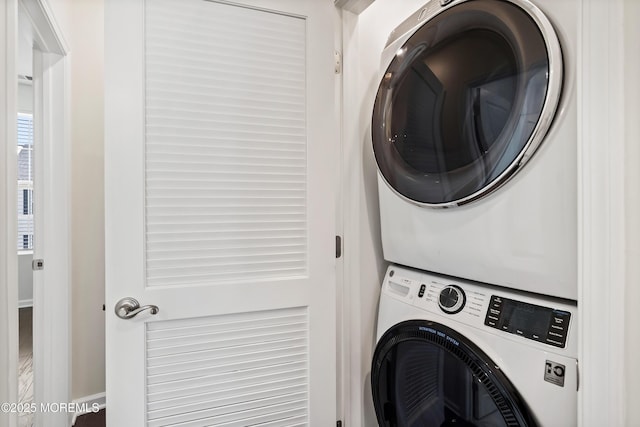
[371,320,537,427]
[372,0,562,206]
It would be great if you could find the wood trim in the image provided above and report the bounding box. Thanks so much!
[623,1,640,423]
[334,0,375,14]
[18,2,71,426]
[32,49,71,427]
[18,299,33,309]
[2,5,70,427]
[19,0,69,55]
[340,9,364,427]
[578,0,626,425]
[0,1,20,426]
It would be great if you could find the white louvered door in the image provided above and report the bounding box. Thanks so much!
[105,1,338,425]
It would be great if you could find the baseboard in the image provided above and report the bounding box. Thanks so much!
[18,299,33,308]
[71,392,105,426]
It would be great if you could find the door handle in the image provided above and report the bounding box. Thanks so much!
[114,297,159,319]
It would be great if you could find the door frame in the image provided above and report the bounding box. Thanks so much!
[577,0,637,425]
[0,0,70,426]
[0,2,20,426]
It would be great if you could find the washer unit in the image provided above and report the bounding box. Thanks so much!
[372,265,577,426]
[371,0,577,300]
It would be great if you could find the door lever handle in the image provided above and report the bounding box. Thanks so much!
[114,297,159,319]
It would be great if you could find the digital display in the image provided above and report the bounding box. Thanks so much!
[498,300,553,339]
[485,295,571,347]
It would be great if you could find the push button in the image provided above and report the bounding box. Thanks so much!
[544,311,571,348]
[418,284,426,298]
[545,330,568,348]
[484,295,505,330]
[552,311,571,322]
[545,338,564,347]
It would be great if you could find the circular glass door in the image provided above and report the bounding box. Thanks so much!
[372,0,562,206]
[371,320,537,427]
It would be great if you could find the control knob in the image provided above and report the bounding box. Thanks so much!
[438,285,466,314]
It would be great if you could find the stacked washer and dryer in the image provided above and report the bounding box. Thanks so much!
[369,0,578,426]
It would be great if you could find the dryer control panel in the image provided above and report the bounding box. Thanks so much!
[484,296,571,348]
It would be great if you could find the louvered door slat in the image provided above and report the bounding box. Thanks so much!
[147,362,308,398]
[146,307,308,426]
[145,0,307,288]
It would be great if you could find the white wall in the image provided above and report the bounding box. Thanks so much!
[624,0,640,422]
[18,253,32,306]
[45,0,71,42]
[69,0,105,401]
[17,17,32,79]
[342,1,425,425]
[17,82,32,112]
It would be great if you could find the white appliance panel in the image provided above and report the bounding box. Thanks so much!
[374,265,577,427]
[373,0,578,299]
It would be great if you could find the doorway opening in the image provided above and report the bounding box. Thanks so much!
[17,8,35,426]
[1,0,71,426]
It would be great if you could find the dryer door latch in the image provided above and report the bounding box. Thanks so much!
[336,235,342,259]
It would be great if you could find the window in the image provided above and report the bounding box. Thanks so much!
[22,189,32,215]
[17,113,34,251]
[22,235,31,250]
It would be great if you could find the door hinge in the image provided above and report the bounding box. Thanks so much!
[334,51,342,74]
[32,259,44,271]
[336,235,342,258]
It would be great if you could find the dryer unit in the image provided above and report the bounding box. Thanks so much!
[371,0,577,300]
[372,265,578,427]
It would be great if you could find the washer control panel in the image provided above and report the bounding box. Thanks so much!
[484,295,571,348]
[381,265,576,354]
[438,285,466,314]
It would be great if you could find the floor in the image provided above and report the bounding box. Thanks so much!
[17,307,105,427]
[74,409,106,427]
[18,307,33,427]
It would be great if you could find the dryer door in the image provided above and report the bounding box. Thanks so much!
[371,320,537,427]
[372,0,562,206]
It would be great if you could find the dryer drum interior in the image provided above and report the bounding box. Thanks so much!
[372,0,562,206]
[371,320,537,427]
